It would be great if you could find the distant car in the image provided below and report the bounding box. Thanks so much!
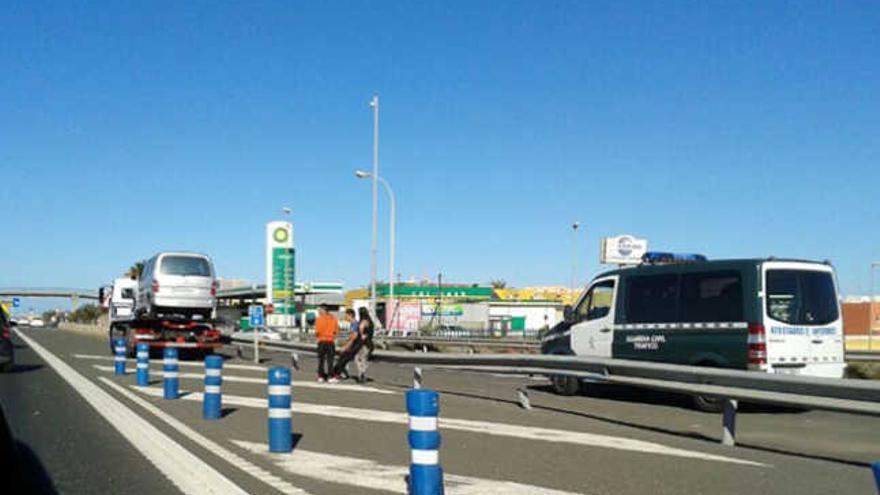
[0,310,14,372]
[29,319,44,328]
[231,327,284,342]
[136,252,217,321]
[16,320,28,327]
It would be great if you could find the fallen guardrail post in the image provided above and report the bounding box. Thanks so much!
[721,399,737,446]
[163,347,179,400]
[517,388,532,410]
[203,355,223,420]
[113,338,127,375]
[406,389,443,495]
[136,343,149,386]
[268,367,292,453]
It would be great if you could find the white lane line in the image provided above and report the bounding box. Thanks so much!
[231,439,582,495]
[14,330,249,495]
[99,378,310,495]
[74,353,267,372]
[91,363,393,394]
[131,386,765,466]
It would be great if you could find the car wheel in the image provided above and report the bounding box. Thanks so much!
[551,375,580,396]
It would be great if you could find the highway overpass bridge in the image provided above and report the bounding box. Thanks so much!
[0,287,99,310]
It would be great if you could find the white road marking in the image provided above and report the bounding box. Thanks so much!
[14,330,249,495]
[132,386,765,466]
[231,439,583,495]
[74,353,267,372]
[99,378,310,495]
[90,363,393,394]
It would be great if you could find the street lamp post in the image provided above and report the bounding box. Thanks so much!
[570,222,580,293]
[369,96,380,317]
[356,170,395,329]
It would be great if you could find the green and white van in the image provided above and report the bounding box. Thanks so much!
[541,257,845,409]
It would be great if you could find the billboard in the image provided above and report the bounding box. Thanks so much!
[600,235,648,265]
[386,300,422,335]
[266,221,295,325]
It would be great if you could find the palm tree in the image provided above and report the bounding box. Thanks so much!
[126,261,145,279]
[490,279,507,289]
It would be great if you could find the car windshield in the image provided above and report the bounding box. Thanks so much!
[766,269,839,325]
[160,256,211,277]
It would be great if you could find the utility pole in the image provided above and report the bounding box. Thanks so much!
[570,222,580,292]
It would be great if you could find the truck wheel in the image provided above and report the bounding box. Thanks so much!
[551,375,580,396]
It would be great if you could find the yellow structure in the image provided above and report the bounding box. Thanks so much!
[494,286,582,305]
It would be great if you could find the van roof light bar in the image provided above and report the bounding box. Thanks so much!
[641,252,707,265]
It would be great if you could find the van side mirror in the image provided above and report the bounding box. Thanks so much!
[563,305,574,323]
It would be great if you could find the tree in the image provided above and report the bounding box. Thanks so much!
[490,279,507,289]
[69,304,99,323]
[126,261,145,279]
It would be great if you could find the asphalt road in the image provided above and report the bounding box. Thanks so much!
[2,327,879,494]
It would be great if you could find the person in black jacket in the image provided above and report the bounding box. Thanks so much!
[353,307,374,383]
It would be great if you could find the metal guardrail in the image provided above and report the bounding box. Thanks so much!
[230,335,880,447]
[846,352,880,362]
[378,335,540,350]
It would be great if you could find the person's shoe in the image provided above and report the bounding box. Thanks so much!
[328,376,340,384]
[357,373,365,384]
[316,376,326,383]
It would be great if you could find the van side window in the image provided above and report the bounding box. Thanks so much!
[575,280,614,322]
[680,271,743,322]
[624,275,678,323]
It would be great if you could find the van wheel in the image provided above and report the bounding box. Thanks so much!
[692,395,724,413]
[551,375,580,396]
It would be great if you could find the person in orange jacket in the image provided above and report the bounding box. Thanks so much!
[314,304,339,383]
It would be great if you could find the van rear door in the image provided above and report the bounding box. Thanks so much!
[762,262,845,378]
[158,255,214,303]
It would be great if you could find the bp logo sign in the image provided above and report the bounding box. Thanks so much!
[273,227,289,243]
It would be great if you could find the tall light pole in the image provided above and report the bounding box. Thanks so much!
[369,96,380,317]
[570,222,580,293]
[872,262,880,351]
[356,170,395,329]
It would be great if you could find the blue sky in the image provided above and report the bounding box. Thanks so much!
[1,1,879,312]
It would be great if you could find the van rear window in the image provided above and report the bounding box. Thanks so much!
[766,270,839,325]
[160,256,212,277]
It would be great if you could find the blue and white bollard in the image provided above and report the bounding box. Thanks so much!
[267,367,292,452]
[163,347,179,400]
[406,388,443,495]
[113,338,127,375]
[203,355,223,420]
[136,343,150,386]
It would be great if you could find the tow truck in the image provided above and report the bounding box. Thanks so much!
[107,277,222,357]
